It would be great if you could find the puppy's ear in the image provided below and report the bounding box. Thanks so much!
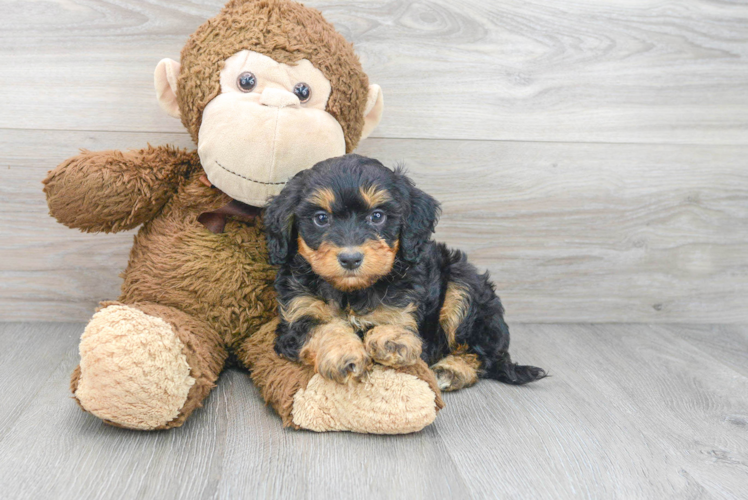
[399,174,441,263]
[264,172,306,265]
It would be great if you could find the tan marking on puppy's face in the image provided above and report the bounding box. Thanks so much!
[431,353,481,392]
[297,237,345,281]
[307,188,336,212]
[297,236,399,292]
[359,185,391,209]
[439,282,471,348]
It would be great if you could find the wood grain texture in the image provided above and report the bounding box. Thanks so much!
[3,129,746,323]
[1,0,747,144]
[436,322,748,499]
[0,322,746,499]
[1,0,747,322]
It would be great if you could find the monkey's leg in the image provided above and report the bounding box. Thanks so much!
[70,301,227,430]
[430,353,482,392]
[238,319,445,434]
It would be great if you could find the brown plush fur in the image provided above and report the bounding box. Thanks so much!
[117,166,279,353]
[43,0,441,431]
[43,146,198,233]
[178,0,370,153]
[237,318,316,428]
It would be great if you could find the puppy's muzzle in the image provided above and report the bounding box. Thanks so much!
[337,250,364,270]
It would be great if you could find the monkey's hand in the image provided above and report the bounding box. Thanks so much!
[43,145,198,233]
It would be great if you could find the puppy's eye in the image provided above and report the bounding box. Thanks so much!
[237,72,257,92]
[313,211,330,227]
[367,210,387,226]
[293,82,311,103]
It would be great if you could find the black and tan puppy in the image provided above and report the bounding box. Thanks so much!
[264,154,546,391]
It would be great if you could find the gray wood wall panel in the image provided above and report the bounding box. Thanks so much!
[1,0,747,323]
[2,0,748,144]
[2,130,746,323]
[0,130,748,323]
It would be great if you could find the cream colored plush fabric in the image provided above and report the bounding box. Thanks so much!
[75,305,195,430]
[360,84,383,141]
[292,365,438,434]
[197,50,347,205]
[154,58,181,118]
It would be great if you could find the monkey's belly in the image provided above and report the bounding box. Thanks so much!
[119,211,278,349]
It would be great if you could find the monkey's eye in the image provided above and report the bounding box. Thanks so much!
[313,211,330,227]
[237,72,257,92]
[367,210,387,226]
[293,82,312,103]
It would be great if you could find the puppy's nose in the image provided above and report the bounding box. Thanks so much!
[338,251,363,270]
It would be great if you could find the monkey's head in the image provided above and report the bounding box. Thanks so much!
[154,0,383,206]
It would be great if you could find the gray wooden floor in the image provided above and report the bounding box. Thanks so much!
[1,322,746,499]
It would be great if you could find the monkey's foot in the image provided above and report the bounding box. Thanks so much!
[239,318,445,434]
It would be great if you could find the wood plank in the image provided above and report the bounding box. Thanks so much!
[0,322,227,500]
[0,322,746,499]
[0,322,469,500]
[434,323,748,499]
[0,323,82,439]
[215,370,471,500]
[1,0,747,144]
[3,129,747,323]
[672,324,748,379]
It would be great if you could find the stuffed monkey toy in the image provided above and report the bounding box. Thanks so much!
[43,0,443,433]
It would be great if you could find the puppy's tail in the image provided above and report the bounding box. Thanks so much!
[485,352,547,385]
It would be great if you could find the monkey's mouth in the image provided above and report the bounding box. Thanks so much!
[213,160,288,188]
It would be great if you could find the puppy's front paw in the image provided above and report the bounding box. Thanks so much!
[364,325,422,368]
[316,345,372,384]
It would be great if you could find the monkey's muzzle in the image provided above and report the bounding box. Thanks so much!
[198,94,346,206]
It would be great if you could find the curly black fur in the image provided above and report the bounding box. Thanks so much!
[264,154,546,385]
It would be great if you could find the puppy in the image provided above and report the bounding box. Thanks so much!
[264,154,546,391]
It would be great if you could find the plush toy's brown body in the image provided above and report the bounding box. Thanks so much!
[43,0,442,433]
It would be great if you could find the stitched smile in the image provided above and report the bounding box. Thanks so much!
[214,160,287,186]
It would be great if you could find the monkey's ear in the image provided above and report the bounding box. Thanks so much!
[400,181,441,264]
[360,84,384,141]
[154,58,181,118]
[263,172,306,265]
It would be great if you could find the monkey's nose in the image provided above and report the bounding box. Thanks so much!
[338,251,364,270]
[259,88,300,108]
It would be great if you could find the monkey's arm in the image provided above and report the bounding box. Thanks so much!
[43,145,199,233]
